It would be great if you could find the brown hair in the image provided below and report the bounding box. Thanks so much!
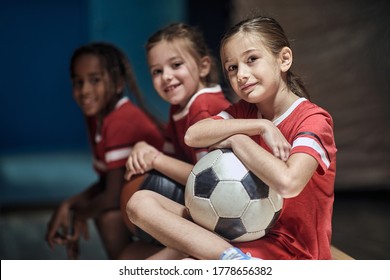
[220,16,309,99]
[146,23,219,86]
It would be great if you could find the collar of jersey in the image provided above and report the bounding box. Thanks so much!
[172,84,222,121]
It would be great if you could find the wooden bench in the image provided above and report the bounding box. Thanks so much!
[331,245,354,260]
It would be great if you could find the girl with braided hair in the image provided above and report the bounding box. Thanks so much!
[45,42,164,259]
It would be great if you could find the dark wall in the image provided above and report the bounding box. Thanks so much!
[0,0,89,153]
[0,0,185,154]
[229,0,390,189]
[187,0,232,60]
[0,0,186,206]
[187,0,235,100]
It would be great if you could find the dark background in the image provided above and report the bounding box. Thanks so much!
[1,0,389,260]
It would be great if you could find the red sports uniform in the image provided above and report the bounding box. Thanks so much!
[121,85,230,240]
[216,98,337,259]
[86,97,164,174]
[163,85,231,164]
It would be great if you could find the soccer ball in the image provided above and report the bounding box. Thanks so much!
[185,149,283,242]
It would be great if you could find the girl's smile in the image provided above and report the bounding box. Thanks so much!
[164,83,181,93]
[240,81,258,94]
[148,40,204,108]
[72,54,112,117]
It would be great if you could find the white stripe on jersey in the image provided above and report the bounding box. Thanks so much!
[273,98,306,126]
[292,137,330,168]
[93,158,107,172]
[105,147,132,163]
[217,111,234,119]
[173,85,222,121]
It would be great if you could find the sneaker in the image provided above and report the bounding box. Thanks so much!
[220,247,261,260]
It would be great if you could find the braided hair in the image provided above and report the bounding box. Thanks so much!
[70,42,162,129]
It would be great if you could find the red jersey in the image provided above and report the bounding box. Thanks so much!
[217,98,336,259]
[86,97,164,174]
[164,85,230,164]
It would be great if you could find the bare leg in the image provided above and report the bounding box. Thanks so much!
[117,240,163,260]
[120,174,146,233]
[118,238,189,260]
[95,210,133,259]
[147,247,189,260]
[127,190,232,260]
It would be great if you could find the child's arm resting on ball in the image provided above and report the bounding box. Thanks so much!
[186,118,317,198]
[219,134,318,199]
[185,117,291,161]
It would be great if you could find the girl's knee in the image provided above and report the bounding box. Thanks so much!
[126,190,155,223]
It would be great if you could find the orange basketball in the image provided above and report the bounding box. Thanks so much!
[120,174,146,234]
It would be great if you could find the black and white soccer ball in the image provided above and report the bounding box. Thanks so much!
[185,149,283,242]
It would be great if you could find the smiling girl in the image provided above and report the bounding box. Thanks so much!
[125,16,337,260]
[120,23,230,259]
[45,42,164,259]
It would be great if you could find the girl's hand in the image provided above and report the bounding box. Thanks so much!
[125,141,160,180]
[45,202,71,249]
[259,120,291,161]
[65,239,80,260]
[210,120,291,162]
[65,213,89,259]
[67,214,89,242]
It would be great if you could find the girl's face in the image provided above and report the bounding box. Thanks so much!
[71,54,112,117]
[147,40,205,108]
[222,33,285,104]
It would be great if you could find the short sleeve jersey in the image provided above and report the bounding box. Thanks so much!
[86,97,164,174]
[163,85,231,164]
[216,98,337,259]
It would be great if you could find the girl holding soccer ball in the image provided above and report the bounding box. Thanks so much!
[126,16,336,260]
